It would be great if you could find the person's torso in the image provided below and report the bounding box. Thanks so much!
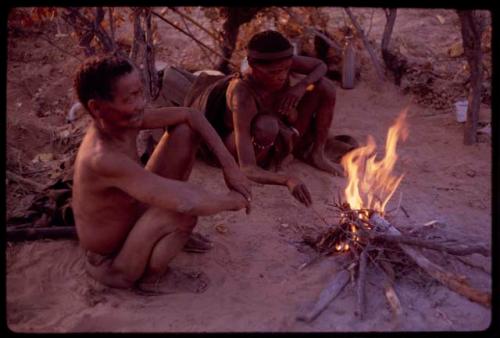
[72,126,144,254]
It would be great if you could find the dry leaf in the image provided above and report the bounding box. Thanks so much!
[215,223,228,234]
[58,129,71,139]
[448,42,464,58]
[32,153,54,163]
[436,15,445,24]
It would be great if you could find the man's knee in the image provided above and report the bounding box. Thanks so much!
[313,77,336,106]
[169,122,200,145]
[252,114,280,146]
[176,214,197,234]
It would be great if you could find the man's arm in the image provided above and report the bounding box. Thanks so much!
[278,55,328,116]
[90,152,248,216]
[140,106,251,201]
[290,55,328,87]
[228,81,312,206]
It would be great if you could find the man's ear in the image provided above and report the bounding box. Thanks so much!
[87,99,100,119]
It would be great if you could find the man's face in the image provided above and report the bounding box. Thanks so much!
[95,69,146,129]
[251,58,293,91]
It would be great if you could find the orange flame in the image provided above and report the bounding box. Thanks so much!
[341,108,409,214]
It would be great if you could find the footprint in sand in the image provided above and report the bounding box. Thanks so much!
[135,269,210,296]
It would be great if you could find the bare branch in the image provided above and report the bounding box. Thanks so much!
[344,7,386,82]
[151,10,238,68]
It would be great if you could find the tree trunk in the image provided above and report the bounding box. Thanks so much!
[144,9,159,100]
[344,8,385,82]
[381,8,397,51]
[130,8,145,63]
[381,9,406,86]
[457,10,484,145]
[216,7,261,74]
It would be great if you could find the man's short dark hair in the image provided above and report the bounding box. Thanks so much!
[74,55,135,111]
[247,30,293,65]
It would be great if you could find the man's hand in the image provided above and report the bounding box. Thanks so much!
[278,84,307,121]
[226,190,251,212]
[286,177,312,207]
[223,166,252,213]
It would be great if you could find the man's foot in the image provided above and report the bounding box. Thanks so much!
[136,268,209,295]
[183,232,213,253]
[325,135,359,162]
[308,151,345,176]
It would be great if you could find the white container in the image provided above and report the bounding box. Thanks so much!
[454,100,468,123]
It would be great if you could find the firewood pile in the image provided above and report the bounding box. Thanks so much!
[297,201,491,323]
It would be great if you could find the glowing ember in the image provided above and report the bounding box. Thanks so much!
[341,108,409,214]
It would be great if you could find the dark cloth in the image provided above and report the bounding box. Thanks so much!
[184,73,237,167]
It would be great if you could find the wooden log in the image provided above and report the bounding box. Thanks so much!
[297,269,350,323]
[355,248,368,319]
[378,259,403,319]
[368,233,490,257]
[7,226,77,242]
[370,214,491,308]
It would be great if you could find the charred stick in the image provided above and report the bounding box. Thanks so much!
[355,248,368,320]
[297,269,350,323]
[400,205,410,218]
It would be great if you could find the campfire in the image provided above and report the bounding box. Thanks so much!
[298,107,490,323]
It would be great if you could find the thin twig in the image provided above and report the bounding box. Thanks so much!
[365,9,376,37]
[400,205,410,218]
[38,34,83,62]
[151,10,237,67]
[169,7,222,43]
[179,11,216,68]
[6,170,46,191]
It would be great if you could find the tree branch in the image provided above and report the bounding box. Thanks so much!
[344,7,386,82]
[151,10,237,68]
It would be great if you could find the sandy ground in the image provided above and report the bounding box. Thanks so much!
[6,8,492,332]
